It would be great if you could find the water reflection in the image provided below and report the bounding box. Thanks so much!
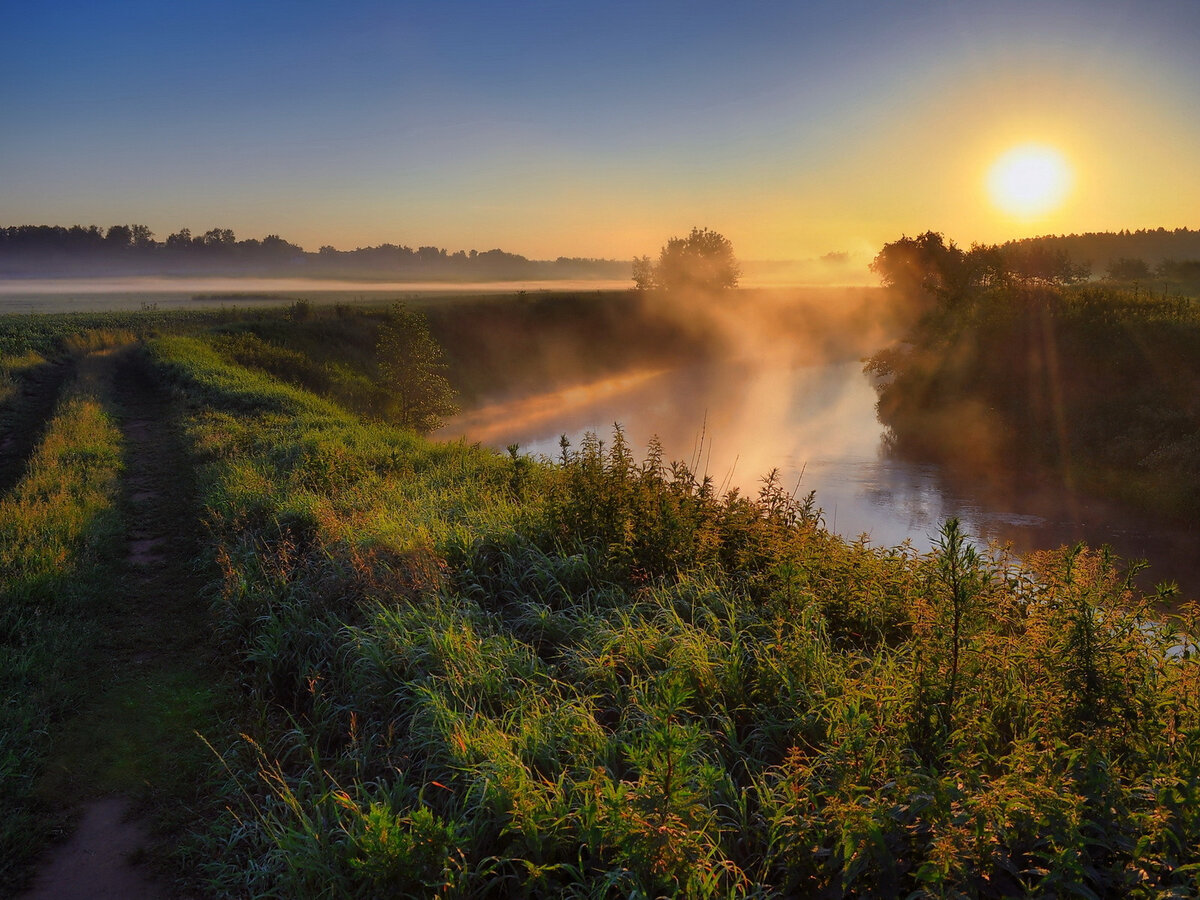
[438,359,1198,600]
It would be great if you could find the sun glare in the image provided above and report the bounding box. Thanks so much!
[987,144,1072,218]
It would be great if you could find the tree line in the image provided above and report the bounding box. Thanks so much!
[870,231,1089,305]
[0,224,629,281]
[873,230,1200,306]
[1002,226,1200,272]
[0,224,301,257]
[867,229,1200,524]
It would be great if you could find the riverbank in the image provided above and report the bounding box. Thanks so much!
[866,284,1200,529]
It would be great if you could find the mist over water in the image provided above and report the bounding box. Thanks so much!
[437,288,1199,598]
[439,358,987,547]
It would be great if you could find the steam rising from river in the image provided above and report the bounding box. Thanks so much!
[435,286,1200,595]
[437,286,909,506]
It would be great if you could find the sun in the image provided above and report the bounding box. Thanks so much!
[987,144,1072,217]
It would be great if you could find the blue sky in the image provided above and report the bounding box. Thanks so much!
[2,1,1197,259]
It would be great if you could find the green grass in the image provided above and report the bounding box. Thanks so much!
[3,299,1199,897]
[0,350,46,406]
[0,339,235,895]
[0,307,236,357]
[143,326,1200,898]
[44,671,219,799]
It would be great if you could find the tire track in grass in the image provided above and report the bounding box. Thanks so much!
[22,347,221,900]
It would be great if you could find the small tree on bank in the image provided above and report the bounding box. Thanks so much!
[376,303,458,432]
[633,227,740,292]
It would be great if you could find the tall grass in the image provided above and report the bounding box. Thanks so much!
[0,350,46,407]
[146,329,1200,897]
[0,307,234,358]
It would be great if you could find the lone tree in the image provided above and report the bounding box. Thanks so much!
[376,303,458,432]
[633,227,740,292]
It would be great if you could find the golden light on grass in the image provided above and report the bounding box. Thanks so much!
[987,144,1072,218]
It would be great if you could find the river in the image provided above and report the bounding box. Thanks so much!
[437,355,1199,601]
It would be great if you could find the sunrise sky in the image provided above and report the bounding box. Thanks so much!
[2,0,1198,261]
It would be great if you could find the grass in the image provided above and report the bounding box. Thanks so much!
[43,671,220,800]
[0,307,236,357]
[2,298,1198,896]
[143,321,1200,898]
[0,336,233,895]
[0,349,45,406]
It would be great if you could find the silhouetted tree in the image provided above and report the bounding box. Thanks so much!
[632,255,655,290]
[202,228,236,248]
[1157,258,1200,286]
[1002,227,1200,274]
[964,243,995,287]
[871,231,969,302]
[131,224,155,248]
[1002,244,1090,285]
[166,228,194,249]
[105,224,133,247]
[1106,257,1150,281]
[874,231,1091,303]
[260,234,302,258]
[633,227,740,292]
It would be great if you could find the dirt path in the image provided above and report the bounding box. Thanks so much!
[21,347,214,899]
[19,798,162,900]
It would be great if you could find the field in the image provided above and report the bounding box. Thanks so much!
[2,296,1199,898]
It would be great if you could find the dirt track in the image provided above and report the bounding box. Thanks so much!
[19,347,211,899]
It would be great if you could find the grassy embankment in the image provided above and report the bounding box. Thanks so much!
[147,303,1200,897]
[866,283,1200,524]
[3,296,1200,896]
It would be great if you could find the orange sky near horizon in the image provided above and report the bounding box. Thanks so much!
[2,2,1197,263]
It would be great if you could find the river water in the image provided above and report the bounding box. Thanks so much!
[438,356,1199,601]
